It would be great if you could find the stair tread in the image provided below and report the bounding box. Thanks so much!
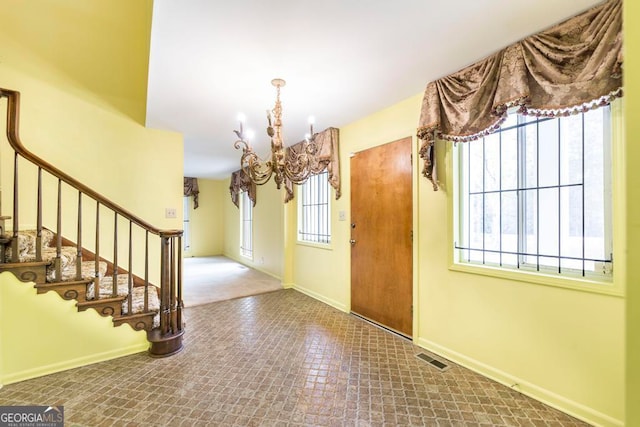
[35,279,91,288]
[86,275,133,299]
[2,229,163,333]
[85,280,160,315]
[5,229,55,259]
[77,295,127,307]
[121,286,160,313]
[47,259,107,282]
[0,260,50,268]
[11,246,77,269]
[113,311,158,320]
[113,311,159,332]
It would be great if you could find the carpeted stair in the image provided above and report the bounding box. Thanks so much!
[1,228,160,330]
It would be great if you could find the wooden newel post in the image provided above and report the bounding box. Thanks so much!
[11,152,19,263]
[147,231,184,357]
[159,234,171,335]
[0,88,185,358]
[176,235,183,332]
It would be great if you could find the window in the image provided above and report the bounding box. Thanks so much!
[455,107,613,280]
[240,191,253,258]
[183,196,191,251]
[298,170,331,244]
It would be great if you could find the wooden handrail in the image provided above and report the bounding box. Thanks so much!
[0,88,181,238]
[1,87,184,356]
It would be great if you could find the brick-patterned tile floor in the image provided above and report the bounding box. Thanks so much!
[0,289,590,426]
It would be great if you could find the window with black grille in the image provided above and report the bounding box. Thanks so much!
[240,191,253,258]
[455,106,613,279]
[298,171,331,244]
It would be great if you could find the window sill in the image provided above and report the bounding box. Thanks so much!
[296,240,333,251]
[449,262,623,297]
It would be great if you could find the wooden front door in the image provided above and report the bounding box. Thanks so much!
[350,137,413,337]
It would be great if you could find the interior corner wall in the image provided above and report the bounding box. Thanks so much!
[624,0,640,425]
[183,179,226,257]
[288,87,624,426]
[288,95,425,312]
[0,0,154,125]
[0,0,184,280]
[0,0,183,384]
[223,181,284,280]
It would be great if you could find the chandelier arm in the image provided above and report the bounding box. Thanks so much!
[245,167,272,185]
[232,78,324,190]
[233,135,274,185]
[233,139,249,151]
[241,151,274,185]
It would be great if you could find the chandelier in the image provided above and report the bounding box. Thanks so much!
[233,78,319,189]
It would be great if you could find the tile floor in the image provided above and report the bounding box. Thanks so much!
[0,289,590,426]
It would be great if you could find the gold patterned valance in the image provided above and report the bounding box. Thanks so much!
[417,0,622,190]
[229,170,256,208]
[284,127,341,203]
[183,177,199,209]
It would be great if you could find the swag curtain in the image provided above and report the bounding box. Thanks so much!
[229,127,341,206]
[284,127,341,203]
[417,0,623,190]
[229,169,256,208]
[183,177,199,209]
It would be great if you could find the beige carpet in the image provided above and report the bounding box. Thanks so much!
[182,256,282,307]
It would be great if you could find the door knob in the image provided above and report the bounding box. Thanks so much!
[350,239,356,246]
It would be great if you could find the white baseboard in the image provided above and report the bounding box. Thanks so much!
[416,338,622,427]
[222,253,282,281]
[291,283,348,313]
[1,343,149,386]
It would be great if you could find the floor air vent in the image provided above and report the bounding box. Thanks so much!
[416,352,451,372]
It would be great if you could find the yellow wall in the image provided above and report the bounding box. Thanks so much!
[184,179,226,257]
[223,182,284,280]
[624,1,640,425]
[1,1,632,424]
[0,273,148,385]
[0,0,151,125]
[0,0,183,384]
[286,91,625,425]
[289,97,423,311]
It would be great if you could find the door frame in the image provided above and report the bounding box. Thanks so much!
[348,135,419,340]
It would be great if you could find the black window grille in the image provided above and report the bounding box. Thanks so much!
[456,107,613,278]
[299,171,331,244]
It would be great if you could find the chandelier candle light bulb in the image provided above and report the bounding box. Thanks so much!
[237,113,246,135]
[308,116,315,136]
[233,78,323,189]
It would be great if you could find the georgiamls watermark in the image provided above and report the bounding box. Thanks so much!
[0,406,64,427]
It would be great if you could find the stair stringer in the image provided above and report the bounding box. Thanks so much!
[0,272,148,386]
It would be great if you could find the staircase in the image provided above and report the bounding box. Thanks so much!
[0,88,184,357]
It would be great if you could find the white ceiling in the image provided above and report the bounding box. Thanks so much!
[146,0,602,180]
